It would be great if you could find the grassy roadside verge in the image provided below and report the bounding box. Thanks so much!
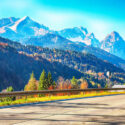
[0,91,125,107]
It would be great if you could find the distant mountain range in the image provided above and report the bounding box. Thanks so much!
[0,16,125,60]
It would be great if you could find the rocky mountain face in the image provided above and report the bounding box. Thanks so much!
[58,27,100,47]
[0,16,49,42]
[9,16,49,37]
[58,27,88,43]
[101,31,125,59]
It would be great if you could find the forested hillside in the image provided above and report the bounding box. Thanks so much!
[1,37,125,91]
[1,36,125,70]
[0,44,84,91]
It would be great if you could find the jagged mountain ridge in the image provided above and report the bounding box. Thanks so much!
[0,17,19,27]
[101,31,125,59]
[0,16,50,41]
[0,16,125,60]
[0,16,100,47]
[58,27,100,47]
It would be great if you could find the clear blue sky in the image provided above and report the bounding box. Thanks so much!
[0,0,125,40]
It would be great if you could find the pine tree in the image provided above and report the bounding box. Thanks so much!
[25,72,37,91]
[47,72,53,88]
[71,76,78,89]
[39,69,47,90]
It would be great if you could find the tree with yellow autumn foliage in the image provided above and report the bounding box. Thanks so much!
[24,72,37,91]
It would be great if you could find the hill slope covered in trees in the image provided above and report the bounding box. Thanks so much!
[1,36,125,70]
[1,37,125,91]
[0,44,84,91]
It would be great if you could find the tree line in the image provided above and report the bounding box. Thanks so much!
[24,69,88,91]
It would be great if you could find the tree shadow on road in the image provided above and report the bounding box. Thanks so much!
[0,96,125,125]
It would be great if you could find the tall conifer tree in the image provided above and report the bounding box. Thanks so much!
[71,76,78,89]
[47,72,53,88]
[39,69,47,90]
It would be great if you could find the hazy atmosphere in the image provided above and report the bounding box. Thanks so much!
[0,0,125,40]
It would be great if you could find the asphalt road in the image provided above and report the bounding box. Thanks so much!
[0,94,125,125]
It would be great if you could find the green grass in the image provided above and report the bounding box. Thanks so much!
[0,91,125,106]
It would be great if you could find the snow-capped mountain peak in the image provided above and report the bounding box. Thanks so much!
[104,31,123,43]
[58,26,89,44]
[7,16,50,39]
[101,31,125,58]
[22,16,30,20]
[58,27,100,47]
[9,16,32,32]
[0,16,50,41]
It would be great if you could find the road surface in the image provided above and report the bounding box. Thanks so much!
[0,94,125,125]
